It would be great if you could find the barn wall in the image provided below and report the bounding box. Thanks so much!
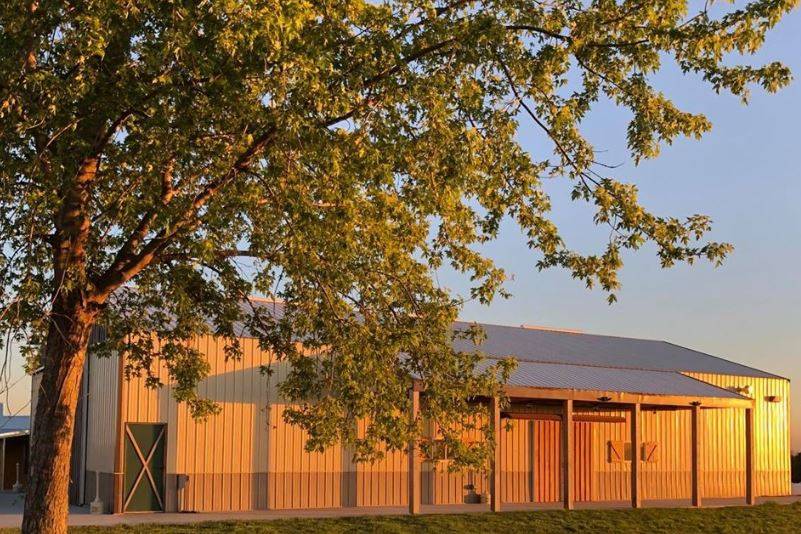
[121,336,277,512]
[110,332,790,512]
[499,418,533,503]
[684,372,791,497]
[85,352,119,474]
[499,404,562,504]
[268,403,351,509]
[640,408,692,500]
[72,350,121,512]
[425,414,490,505]
[355,418,407,507]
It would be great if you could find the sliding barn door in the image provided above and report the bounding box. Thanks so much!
[124,423,166,512]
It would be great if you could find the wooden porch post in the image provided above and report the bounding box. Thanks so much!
[562,399,574,510]
[745,407,756,505]
[408,388,421,515]
[490,396,501,512]
[691,404,702,507]
[630,403,641,508]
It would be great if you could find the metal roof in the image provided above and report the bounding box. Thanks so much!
[453,322,780,379]
[481,359,745,399]
[235,300,779,379]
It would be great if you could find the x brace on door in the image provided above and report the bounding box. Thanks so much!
[124,425,165,511]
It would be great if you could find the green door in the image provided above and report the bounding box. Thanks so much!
[124,423,166,512]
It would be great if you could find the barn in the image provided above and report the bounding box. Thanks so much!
[31,305,791,514]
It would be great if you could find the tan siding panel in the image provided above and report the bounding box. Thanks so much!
[122,335,275,512]
[428,415,489,505]
[640,408,692,500]
[268,404,348,509]
[500,419,532,503]
[355,419,408,507]
[684,373,791,497]
[86,353,119,474]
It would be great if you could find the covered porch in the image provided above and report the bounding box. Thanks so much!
[407,361,756,513]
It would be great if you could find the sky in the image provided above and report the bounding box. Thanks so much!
[5,6,800,450]
[448,9,801,450]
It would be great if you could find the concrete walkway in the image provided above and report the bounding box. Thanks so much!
[0,492,799,529]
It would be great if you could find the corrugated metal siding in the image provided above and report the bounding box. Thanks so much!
[640,408,692,500]
[268,404,352,509]
[86,353,119,474]
[700,407,746,498]
[574,421,593,501]
[499,404,562,504]
[684,373,790,497]
[499,419,532,503]
[122,336,276,512]
[356,419,407,507]
[427,415,489,505]
[584,410,631,502]
[533,420,561,503]
[109,331,790,511]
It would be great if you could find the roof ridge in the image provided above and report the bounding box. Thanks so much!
[478,355,725,376]
[454,320,664,343]
[455,321,781,380]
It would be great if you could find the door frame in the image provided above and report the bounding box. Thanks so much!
[123,422,167,512]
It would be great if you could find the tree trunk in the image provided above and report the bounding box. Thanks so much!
[22,303,97,534]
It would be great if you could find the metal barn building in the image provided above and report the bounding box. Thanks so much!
[32,315,791,514]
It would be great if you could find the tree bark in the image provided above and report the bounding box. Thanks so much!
[22,303,98,533]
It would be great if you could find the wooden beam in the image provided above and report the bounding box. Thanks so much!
[490,396,501,512]
[503,412,561,421]
[630,403,641,509]
[577,415,626,424]
[408,388,421,515]
[562,399,574,510]
[504,386,753,409]
[691,404,701,507]
[745,407,756,505]
[502,412,626,423]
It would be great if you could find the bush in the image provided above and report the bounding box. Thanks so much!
[792,452,801,483]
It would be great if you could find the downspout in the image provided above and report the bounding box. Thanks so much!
[78,356,90,504]
[112,350,127,513]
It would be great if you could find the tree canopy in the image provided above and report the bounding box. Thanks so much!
[1,0,795,472]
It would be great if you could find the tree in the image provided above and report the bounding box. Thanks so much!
[1,0,794,531]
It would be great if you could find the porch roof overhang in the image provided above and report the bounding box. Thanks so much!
[496,359,752,408]
[502,385,753,409]
[417,359,753,409]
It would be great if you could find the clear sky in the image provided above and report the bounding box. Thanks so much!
[5,7,799,452]
[448,9,801,451]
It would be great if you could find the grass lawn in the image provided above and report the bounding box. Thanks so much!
[45,502,801,533]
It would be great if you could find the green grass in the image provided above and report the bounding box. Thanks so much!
[40,502,801,534]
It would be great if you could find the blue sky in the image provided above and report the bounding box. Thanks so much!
[449,9,801,450]
[6,7,800,450]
